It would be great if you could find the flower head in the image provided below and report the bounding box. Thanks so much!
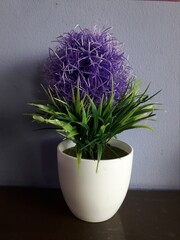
[44,27,133,105]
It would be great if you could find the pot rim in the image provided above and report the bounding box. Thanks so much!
[57,139,133,162]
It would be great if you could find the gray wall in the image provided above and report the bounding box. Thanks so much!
[0,0,179,189]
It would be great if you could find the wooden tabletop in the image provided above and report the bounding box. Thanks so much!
[0,187,179,240]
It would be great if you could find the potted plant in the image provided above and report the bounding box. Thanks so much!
[29,27,160,222]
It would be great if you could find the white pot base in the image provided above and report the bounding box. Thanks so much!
[57,139,133,223]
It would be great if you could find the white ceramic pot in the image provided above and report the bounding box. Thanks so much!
[57,139,133,223]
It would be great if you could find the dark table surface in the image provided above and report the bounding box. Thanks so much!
[0,187,179,240]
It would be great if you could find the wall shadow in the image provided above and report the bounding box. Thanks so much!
[40,135,63,188]
[0,58,62,187]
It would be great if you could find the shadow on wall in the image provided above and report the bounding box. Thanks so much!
[0,59,44,136]
[41,136,62,188]
[0,59,62,187]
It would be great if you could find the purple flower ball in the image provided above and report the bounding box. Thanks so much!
[44,27,133,105]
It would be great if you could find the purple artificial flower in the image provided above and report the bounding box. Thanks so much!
[44,27,133,105]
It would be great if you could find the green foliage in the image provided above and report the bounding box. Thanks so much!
[29,81,161,170]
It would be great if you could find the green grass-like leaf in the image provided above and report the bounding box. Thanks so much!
[29,80,161,170]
